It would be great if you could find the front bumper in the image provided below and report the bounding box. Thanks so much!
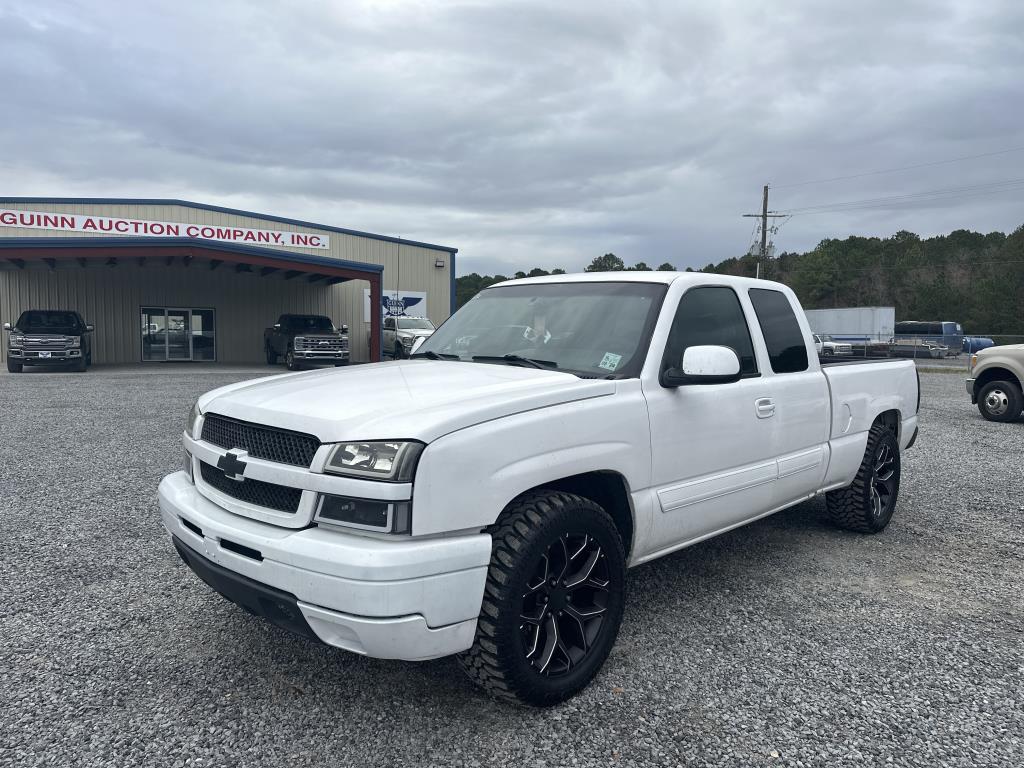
[8,348,81,362]
[159,471,490,660]
[293,350,349,363]
[966,378,976,403]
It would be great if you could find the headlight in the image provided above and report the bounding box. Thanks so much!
[68,336,81,348]
[398,334,414,345]
[9,334,24,348]
[185,400,202,438]
[324,441,424,481]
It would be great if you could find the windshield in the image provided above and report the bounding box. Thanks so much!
[397,317,434,330]
[286,316,334,332]
[416,281,667,377]
[16,311,81,334]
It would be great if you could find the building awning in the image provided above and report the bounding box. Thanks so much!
[0,236,386,361]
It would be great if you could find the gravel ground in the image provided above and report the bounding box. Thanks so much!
[0,367,1021,768]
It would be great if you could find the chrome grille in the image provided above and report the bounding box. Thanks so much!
[294,336,348,351]
[200,413,320,468]
[199,461,302,513]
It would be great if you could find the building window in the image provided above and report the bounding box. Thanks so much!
[141,307,216,362]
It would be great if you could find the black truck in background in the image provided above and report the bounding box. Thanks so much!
[264,314,349,370]
[4,310,94,373]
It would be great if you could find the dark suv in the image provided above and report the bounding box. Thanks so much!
[4,310,94,373]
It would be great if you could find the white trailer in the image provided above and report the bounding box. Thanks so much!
[805,306,895,341]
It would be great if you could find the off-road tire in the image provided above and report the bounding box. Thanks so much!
[977,380,1023,423]
[265,345,278,365]
[826,424,900,533]
[459,490,626,706]
[7,360,22,373]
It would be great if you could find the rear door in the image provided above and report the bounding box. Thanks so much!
[643,285,778,550]
[746,288,831,507]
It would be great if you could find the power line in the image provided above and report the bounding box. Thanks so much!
[779,177,1024,216]
[774,146,1024,189]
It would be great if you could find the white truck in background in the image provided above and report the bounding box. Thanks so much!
[159,273,919,706]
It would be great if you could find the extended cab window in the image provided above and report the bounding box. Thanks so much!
[748,288,808,373]
[662,287,757,376]
[384,317,396,331]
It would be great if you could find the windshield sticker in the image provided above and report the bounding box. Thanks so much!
[599,352,622,371]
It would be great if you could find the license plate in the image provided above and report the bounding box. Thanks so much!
[38,351,51,359]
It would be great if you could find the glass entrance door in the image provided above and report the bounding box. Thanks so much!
[166,309,192,360]
[141,307,214,361]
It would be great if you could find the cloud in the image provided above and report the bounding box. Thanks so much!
[1,0,1022,276]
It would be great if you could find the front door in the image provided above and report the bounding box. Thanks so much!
[142,307,204,361]
[642,285,778,552]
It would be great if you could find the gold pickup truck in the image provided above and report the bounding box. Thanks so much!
[967,345,1024,422]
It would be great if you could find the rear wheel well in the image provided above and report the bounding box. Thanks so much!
[512,472,634,560]
[975,367,1022,392]
[873,409,901,439]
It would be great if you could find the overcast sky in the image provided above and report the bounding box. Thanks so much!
[1,0,1022,275]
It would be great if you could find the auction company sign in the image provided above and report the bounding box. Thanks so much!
[0,209,330,250]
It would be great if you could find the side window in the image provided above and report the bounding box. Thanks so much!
[748,289,808,373]
[384,317,395,331]
[662,287,758,376]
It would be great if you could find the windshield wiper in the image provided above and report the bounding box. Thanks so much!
[471,354,558,370]
[410,350,459,360]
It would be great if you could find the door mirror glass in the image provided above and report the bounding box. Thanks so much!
[663,345,741,387]
[410,336,426,355]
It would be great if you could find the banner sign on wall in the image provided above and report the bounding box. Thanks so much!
[0,208,330,250]
[364,288,428,321]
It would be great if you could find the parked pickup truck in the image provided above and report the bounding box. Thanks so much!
[967,344,1024,422]
[264,314,349,370]
[813,334,853,357]
[383,315,436,359]
[4,310,94,373]
[160,273,919,706]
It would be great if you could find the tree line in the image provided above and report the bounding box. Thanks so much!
[455,225,1024,336]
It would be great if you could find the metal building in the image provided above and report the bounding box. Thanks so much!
[0,199,456,364]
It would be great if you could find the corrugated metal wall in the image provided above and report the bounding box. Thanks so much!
[0,201,454,364]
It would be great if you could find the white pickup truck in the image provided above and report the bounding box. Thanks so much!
[159,272,920,706]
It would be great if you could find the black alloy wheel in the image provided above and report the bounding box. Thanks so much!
[520,533,611,677]
[870,440,897,521]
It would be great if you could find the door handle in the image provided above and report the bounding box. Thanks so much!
[755,398,776,419]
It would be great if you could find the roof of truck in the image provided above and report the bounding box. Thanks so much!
[495,271,785,289]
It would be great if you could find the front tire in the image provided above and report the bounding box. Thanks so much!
[459,491,626,706]
[826,424,901,533]
[265,345,278,365]
[7,360,22,373]
[285,350,299,371]
[394,343,404,360]
[977,380,1023,422]
[73,357,87,372]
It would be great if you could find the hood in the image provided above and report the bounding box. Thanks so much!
[979,343,1024,356]
[199,360,616,443]
[395,329,434,338]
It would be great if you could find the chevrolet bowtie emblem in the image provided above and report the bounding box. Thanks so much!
[217,449,248,482]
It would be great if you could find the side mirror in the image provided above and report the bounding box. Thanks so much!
[85,324,94,332]
[410,337,426,355]
[661,345,741,387]
[2,322,10,331]
[341,324,349,334]
[274,323,281,329]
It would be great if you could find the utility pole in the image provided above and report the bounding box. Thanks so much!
[743,184,786,279]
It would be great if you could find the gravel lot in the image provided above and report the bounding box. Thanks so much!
[1,366,1021,768]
